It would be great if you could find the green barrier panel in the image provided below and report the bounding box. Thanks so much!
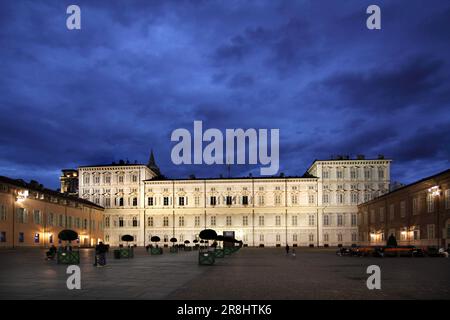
[170,247,178,253]
[199,251,215,265]
[150,247,163,255]
[184,247,192,251]
[120,248,134,258]
[224,247,233,255]
[57,251,80,264]
[214,248,225,258]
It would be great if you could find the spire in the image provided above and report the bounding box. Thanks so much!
[147,149,161,177]
[148,149,156,167]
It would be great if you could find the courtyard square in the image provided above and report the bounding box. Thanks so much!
[1,247,449,300]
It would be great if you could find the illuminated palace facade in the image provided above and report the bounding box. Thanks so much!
[64,152,391,247]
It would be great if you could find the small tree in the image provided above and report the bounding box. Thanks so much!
[151,236,160,247]
[121,235,134,247]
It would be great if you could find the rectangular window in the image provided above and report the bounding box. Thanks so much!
[210,216,216,226]
[400,201,406,218]
[323,233,329,242]
[47,213,54,226]
[427,224,435,240]
[132,217,138,227]
[276,234,281,242]
[274,195,280,205]
[427,194,434,213]
[226,196,232,206]
[147,216,153,227]
[242,196,248,205]
[226,216,232,226]
[179,197,185,206]
[148,197,154,206]
[119,217,124,227]
[0,205,6,221]
[275,216,281,226]
[351,193,358,204]
[323,214,329,226]
[308,195,315,204]
[291,215,297,226]
[105,198,111,207]
[179,216,185,227]
[258,195,265,206]
[16,208,27,224]
[379,207,385,222]
[350,169,357,179]
[194,196,200,206]
[163,197,169,206]
[259,216,264,226]
[389,204,395,221]
[412,198,419,215]
[163,217,169,227]
[322,171,329,179]
[259,234,264,242]
[445,189,450,209]
[33,210,41,225]
[351,214,357,226]
[337,170,343,179]
[308,215,315,226]
[323,194,329,204]
[210,196,217,206]
[337,215,343,226]
[292,194,298,205]
[19,232,24,243]
[370,209,375,223]
[242,216,248,226]
[413,228,420,241]
[195,216,200,227]
[338,193,344,204]
[293,234,298,242]
[351,233,357,242]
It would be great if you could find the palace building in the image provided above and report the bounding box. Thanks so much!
[358,169,450,248]
[0,176,104,248]
[69,151,391,247]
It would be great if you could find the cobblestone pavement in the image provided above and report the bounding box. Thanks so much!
[1,247,449,299]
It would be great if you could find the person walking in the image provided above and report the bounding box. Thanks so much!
[291,248,296,258]
[97,242,107,267]
[93,243,100,266]
[285,244,290,255]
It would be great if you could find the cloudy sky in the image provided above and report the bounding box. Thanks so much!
[0,0,449,189]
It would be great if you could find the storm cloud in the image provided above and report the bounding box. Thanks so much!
[0,0,449,188]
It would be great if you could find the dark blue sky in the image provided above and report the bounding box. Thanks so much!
[1,0,449,189]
